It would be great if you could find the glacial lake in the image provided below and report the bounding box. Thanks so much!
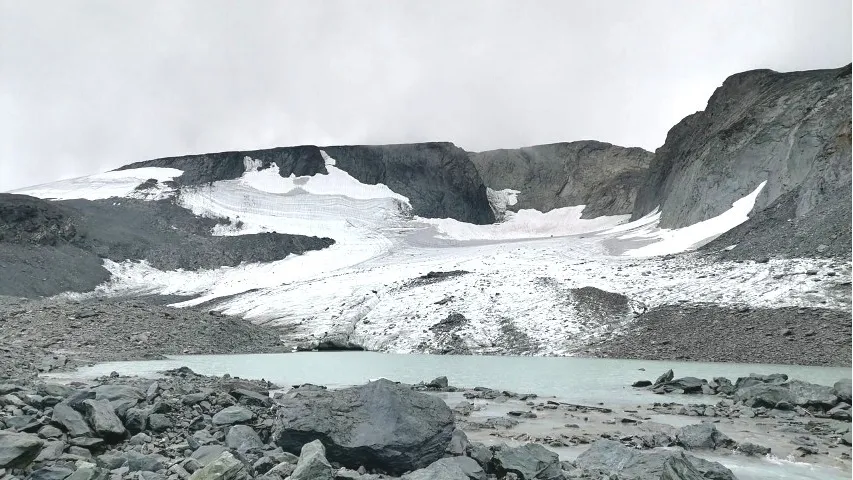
[47,352,852,480]
[50,352,850,406]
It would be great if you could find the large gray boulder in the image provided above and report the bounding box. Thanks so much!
[574,440,736,480]
[734,373,788,390]
[403,456,486,480]
[0,431,44,469]
[734,383,796,409]
[51,402,93,437]
[784,380,839,410]
[290,440,333,480]
[272,379,455,475]
[834,378,852,404]
[211,406,253,426]
[225,425,264,453]
[663,377,706,394]
[491,443,562,480]
[81,399,127,442]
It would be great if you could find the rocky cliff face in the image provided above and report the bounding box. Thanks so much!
[469,141,653,218]
[121,142,494,224]
[632,64,852,235]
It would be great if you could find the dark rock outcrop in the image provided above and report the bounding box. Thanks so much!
[632,64,851,257]
[0,194,334,298]
[470,141,653,217]
[121,142,495,225]
[271,379,455,475]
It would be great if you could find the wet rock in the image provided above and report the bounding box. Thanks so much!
[211,406,253,426]
[187,451,245,480]
[675,424,734,450]
[0,431,44,469]
[491,443,562,480]
[80,400,127,442]
[403,456,485,480]
[52,403,93,437]
[631,380,652,388]
[734,373,788,390]
[736,442,771,456]
[272,379,454,475]
[290,440,333,480]
[224,425,263,453]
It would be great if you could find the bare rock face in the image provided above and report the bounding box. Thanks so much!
[632,64,851,257]
[470,141,653,218]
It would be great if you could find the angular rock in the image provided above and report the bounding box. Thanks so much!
[632,380,652,388]
[52,403,93,437]
[272,379,454,475]
[68,437,105,450]
[211,406,253,426]
[37,425,64,439]
[225,425,263,453]
[81,400,127,442]
[231,389,272,408]
[34,441,66,462]
[833,378,852,404]
[65,466,108,480]
[290,440,333,480]
[574,440,735,480]
[654,369,674,386]
[0,431,44,469]
[734,373,788,390]
[427,376,449,389]
[191,446,229,467]
[188,451,245,480]
[784,380,839,410]
[734,384,795,409]
[676,424,733,450]
[446,428,469,456]
[663,377,705,394]
[123,451,167,472]
[123,407,149,434]
[491,443,562,480]
[28,466,75,480]
[147,414,172,433]
[403,456,485,480]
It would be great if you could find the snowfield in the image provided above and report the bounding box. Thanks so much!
[11,167,183,200]
[23,153,849,355]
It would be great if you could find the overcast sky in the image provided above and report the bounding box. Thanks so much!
[1,1,850,191]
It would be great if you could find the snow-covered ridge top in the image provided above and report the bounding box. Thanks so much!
[10,167,183,201]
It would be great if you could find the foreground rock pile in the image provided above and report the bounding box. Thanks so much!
[0,369,741,480]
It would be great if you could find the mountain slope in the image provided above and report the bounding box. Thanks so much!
[469,141,653,218]
[632,64,852,253]
[120,142,494,224]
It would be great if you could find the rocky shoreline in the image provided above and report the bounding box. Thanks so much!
[1,366,851,480]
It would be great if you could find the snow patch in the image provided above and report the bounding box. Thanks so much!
[611,182,767,257]
[486,187,520,220]
[11,167,184,201]
[418,206,629,241]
